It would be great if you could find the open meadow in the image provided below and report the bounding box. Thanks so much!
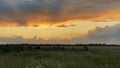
[0,45,120,68]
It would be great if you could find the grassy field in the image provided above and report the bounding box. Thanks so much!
[0,46,120,68]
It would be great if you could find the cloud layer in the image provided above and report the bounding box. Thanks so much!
[67,24,120,44]
[1,24,120,44]
[0,0,120,26]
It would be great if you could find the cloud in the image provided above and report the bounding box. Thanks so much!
[0,36,45,44]
[1,24,120,44]
[56,24,76,28]
[86,25,120,44]
[64,24,120,44]
[0,0,120,27]
[40,24,120,44]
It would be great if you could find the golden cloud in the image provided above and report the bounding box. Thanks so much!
[0,0,120,27]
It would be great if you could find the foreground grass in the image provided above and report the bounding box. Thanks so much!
[0,47,120,68]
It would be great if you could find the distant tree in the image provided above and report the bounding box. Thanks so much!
[72,47,75,50]
[83,46,89,51]
[52,46,56,51]
[56,46,60,50]
[61,46,65,50]
[34,46,41,50]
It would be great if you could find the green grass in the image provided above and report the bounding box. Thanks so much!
[0,47,120,68]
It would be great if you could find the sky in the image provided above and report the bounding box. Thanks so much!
[0,0,120,44]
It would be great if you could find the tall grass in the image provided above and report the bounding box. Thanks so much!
[0,46,120,68]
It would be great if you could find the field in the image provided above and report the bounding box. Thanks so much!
[0,45,120,68]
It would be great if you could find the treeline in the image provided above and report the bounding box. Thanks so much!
[0,43,119,46]
[0,44,119,53]
[0,44,92,53]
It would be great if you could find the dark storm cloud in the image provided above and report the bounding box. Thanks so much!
[0,0,120,26]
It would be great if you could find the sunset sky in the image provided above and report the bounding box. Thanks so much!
[0,0,120,44]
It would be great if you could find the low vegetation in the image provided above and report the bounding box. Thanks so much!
[0,44,120,68]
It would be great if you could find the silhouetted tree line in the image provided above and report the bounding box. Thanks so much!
[0,44,119,53]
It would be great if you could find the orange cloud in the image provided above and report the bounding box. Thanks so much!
[0,22,19,27]
[0,0,120,27]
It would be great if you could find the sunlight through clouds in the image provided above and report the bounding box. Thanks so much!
[0,0,120,44]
